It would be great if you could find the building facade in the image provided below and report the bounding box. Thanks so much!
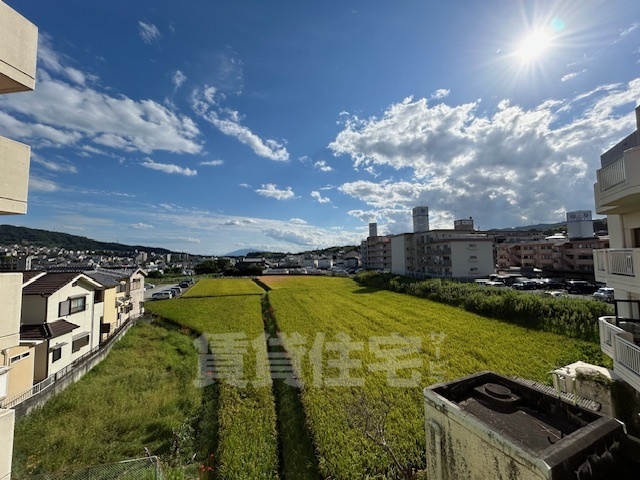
[0,2,38,477]
[593,105,640,393]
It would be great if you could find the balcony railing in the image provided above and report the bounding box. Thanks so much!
[597,156,626,191]
[599,317,622,357]
[598,316,640,392]
[615,335,640,377]
[594,248,638,280]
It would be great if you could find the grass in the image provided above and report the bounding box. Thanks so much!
[259,275,609,478]
[12,322,209,479]
[147,295,279,479]
[182,278,265,298]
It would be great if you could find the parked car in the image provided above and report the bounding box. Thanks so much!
[179,281,190,288]
[545,290,568,298]
[538,278,565,290]
[512,280,537,290]
[564,280,598,294]
[169,287,181,296]
[162,290,175,298]
[593,287,615,303]
[151,291,171,300]
[144,283,155,290]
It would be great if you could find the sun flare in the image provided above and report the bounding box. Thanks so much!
[517,30,552,62]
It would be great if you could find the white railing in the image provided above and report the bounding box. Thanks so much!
[608,249,635,276]
[614,334,640,377]
[599,317,622,357]
[598,157,626,191]
[594,249,608,273]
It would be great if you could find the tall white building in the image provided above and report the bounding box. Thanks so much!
[0,2,38,479]
[593,105,640,394]
[412,206,429,233]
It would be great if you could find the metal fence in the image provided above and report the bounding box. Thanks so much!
[26,456,165,480]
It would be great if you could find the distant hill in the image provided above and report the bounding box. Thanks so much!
[0,225,174,254]
[223,248,264,257]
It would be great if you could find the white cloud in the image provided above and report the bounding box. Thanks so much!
[314,160,333,172]
[191,86,289,161]
[255,184,295,200]
[0,41,202,155]
[32,154,78,174]
[141,159,197,176]
[172,70,187,90]
[311,191,331,203]
[431,89,450,100]
[200,160,224,166]
[131,223,153,229]
[239,183,251,188]
[263,228,317,246]
[138,21,162,45]
[561,70,586,82]
[289,218,307,224]
[29,177,60,192]
[330,79,640,229]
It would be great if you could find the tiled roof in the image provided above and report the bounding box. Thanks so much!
[49,319,80,338]
[84,271,120,288]
[22,272,81,296]
[22,271,46,283]
[20,320,80,340]
[20,323,48,341]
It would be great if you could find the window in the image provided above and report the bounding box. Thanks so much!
[52,347,62,363]
[70,296,86,314]
[468,243,477,249]
[117,283,127,293]
[470,267,478,272]
[94,290,104,303]
[469,256,477,261]
[58,299,70,316]
[10,351,30,364]
[72,335,90,353]
[132,279,141,290]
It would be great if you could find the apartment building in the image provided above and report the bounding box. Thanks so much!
[389,216,494,279]
[593,105,640,393]
[0,2,38,478]
[360,221,392,271]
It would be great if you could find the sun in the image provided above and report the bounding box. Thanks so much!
[516,30,552,62]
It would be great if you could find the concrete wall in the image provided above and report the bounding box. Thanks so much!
[391,235,408,275]
[424,390,549,480]
[450,240,494,278]
[0,273,21,352]
[0,1,37,94]
[0,137,30,215]
[0,409,14,480]
[3,345,34,398]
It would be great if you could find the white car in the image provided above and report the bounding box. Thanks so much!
[593,287,614,303]
[545,290,567,298]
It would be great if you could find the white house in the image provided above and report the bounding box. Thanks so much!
[21,272,102,383]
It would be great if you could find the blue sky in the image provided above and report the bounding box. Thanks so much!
[2,0,639,255]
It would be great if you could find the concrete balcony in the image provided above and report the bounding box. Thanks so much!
[594,146,640,215]
[599,316,640,393]
[0,137,30,215]
[0,1,38,94]
[594,248,640,293]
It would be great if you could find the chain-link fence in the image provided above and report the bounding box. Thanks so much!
[26,456,165,480]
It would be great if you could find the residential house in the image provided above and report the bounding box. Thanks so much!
[593,104,640,393]
[0,1,38,478]
[21,272,102,383]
